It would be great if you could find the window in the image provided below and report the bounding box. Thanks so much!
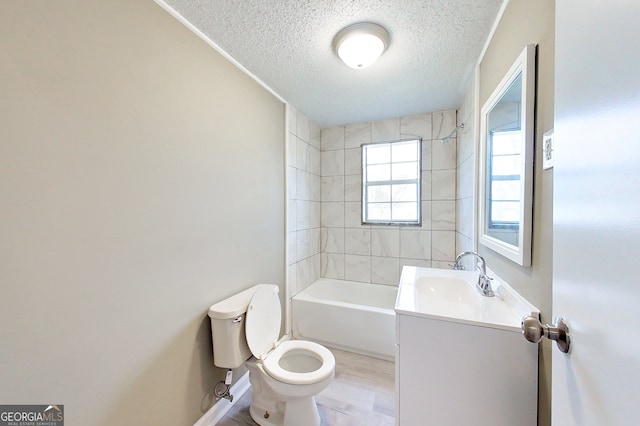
[487,130,521,230]
[362,139,421,225]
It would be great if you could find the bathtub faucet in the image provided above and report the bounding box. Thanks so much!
[452,251,494,297]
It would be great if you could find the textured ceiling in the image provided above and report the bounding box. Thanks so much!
[160,0,504,127]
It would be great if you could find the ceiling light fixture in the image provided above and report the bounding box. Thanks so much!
[333,22,389,69]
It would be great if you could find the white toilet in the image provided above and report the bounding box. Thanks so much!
[208,284,335,426]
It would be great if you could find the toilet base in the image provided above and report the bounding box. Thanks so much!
[249,396,320,426]
[246,360,324,426]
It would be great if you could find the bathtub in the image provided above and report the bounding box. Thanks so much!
[291,278,397,361]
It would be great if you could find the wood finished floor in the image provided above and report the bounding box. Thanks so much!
[218,347,395,426]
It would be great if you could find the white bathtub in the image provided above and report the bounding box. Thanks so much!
[291,278,397,361]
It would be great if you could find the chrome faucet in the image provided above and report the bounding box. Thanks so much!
[452,251,495,297]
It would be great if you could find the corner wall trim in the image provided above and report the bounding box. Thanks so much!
[193,372,251,426]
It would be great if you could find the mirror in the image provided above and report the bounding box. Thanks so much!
[479,45,536,266]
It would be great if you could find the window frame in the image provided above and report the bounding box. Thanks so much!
[361,138,422,226]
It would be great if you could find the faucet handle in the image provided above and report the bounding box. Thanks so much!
[450,262,464,270]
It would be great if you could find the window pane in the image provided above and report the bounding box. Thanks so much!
[366,144,390,164]
[491,201,520,222]
[392,202,417,221]
[367,164,390,181]
[392,141,418,163]
[492,131,522,155]
[392,161,418,180]
[492,155,521,176]
[368,185,391,203]
[392,184,417,202]
[491,180,521,201]
[368,203,391,221]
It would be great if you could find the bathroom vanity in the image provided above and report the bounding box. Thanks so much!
[395,266,538,426]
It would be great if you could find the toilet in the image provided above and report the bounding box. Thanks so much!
[208,284,335,426]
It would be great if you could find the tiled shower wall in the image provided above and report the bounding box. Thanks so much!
[319,110,458,286]
[456,71,477,263]
[286,106,322,295]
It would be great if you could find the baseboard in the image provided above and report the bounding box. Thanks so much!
[193,372,251,426]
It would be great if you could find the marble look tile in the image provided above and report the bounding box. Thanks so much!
[321,149,345,177]
[432,109,457,140]
[309,173,321,202]
[371,228,400,257]
[287,165,297,200]
[399,229,431,259]
[296,110,310,143]
[432,230,456,261]
[344,148,362,176]
[322,176,345,202]
[296,256,313,290]
[400,113,432,140]
[321,227,345,254]
[432,169,456,200]
[321,126,345,151]
[310,201,321,229]
[432,137,457,170]
[286,105,297,135]
[296,137,309,172]
[345,228,371,256]
[287,133,296,166]
[421,170,432,201]
[308,145,321,176]
[344,255,371,283]
[296,200,310,230]
[345,175,361,202]
[287,231,296,265]
[309,120,321,151]
[322,253,345,279]
[457,196,474,238]
[310,228,321,256]
[295,229,311,261]
[421,138,433,171]
[421,200,432,230]
[296,170,309,201]
[287,201,296,233]
[372,118,400,142]
[457,155,475,200]
[432,200,456,231]
[371,256,400,285]
[457,118,475,166]
[321,202,345,228]
[345,201,365,228]
[345,122,371,148]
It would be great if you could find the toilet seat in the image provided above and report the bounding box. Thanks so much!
[262,340,335,385]
[245,285,335,386]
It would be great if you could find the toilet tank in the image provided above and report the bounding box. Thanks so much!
[208,285,259,369]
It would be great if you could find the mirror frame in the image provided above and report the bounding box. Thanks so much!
[478,44,536,266]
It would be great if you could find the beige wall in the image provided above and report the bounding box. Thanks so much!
[0,1,284,425]
[478,1,555,425]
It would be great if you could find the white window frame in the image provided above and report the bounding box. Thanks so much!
[361,138,422,226]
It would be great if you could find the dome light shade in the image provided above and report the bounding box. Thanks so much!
[333,23,389,69]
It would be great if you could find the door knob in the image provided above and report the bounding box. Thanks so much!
[521,316,571,353]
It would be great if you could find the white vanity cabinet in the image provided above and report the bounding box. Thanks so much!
[394,266,539,426]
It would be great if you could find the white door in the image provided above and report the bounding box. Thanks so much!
[553,1,640,424]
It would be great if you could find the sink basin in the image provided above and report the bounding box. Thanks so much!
[414,276,477,304]
[395,266,538,331]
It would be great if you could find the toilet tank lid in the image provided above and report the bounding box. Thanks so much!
[208,285,261,319]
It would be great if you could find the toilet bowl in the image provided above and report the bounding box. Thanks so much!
[208,284,335,426]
